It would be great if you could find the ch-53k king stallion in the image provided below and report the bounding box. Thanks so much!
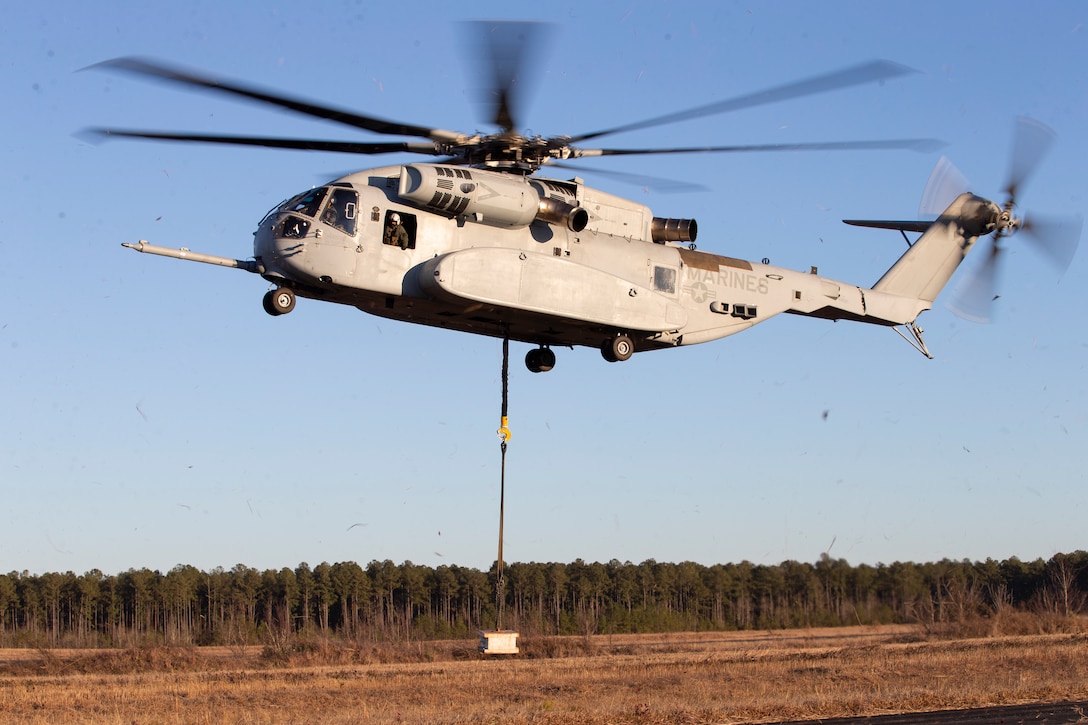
[89,24,1080,372]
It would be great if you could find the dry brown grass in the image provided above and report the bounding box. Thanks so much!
[1,626,1086,724]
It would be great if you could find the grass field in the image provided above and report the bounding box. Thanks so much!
[1,626,1086,724]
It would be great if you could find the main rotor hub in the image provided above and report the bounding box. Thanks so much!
[442,132,569,174]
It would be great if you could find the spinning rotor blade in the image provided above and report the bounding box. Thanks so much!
[544,161,708,193]
[87,57,463,143]
[568,60,917,145]
[945,117,1081,323]
[573,138,945,158]
[1021,212,1083,272]
[919,156,971,217]
[463,21,553,133]
[947,209,1082,324]
[948,242,1002,324]
[1005,116,1055,203]
[87,49,939,174]
[83,128,443,156]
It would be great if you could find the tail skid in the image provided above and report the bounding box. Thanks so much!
[892,321,933,359]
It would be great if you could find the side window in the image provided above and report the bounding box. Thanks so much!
[653,265,677,294]
[321,188,359,235]
[382,211,417,250]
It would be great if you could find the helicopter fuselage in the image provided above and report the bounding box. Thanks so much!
[126,163,997,369]
[258,165,930,350]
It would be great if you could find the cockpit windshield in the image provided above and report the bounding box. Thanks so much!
[282,188,328,218]
[273,185,359,236]
[268,183,361,237]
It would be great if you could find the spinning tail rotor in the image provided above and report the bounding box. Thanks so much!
[928,118,1083,322]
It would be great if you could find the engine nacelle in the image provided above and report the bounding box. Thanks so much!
[398,164,537,228]
[398,164,591,232]
[652,217,698,243]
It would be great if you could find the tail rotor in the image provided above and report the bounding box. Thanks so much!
[939,117,1082,322]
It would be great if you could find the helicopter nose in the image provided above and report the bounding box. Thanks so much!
[254,212,358,286]
[253,215,308,278]
[253,219,281,263]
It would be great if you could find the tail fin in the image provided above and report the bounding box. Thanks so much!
[871,193,1000,304]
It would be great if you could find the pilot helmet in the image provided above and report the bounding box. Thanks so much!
[390,213,401,224]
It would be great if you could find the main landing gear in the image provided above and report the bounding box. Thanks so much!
[524,346,556,373]
[262,287,296,316]
[524,335,634,371]
[601,334,634,363]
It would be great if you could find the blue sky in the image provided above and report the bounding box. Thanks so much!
[4,1,1086,576]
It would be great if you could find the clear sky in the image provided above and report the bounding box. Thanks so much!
[4,1,1086,576]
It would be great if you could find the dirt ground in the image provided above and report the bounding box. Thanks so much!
[2,626,1086,724]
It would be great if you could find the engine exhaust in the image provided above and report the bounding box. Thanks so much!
[537,198,589,232]
[652,217,698,243]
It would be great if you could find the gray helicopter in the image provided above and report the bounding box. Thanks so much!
[89,24,1080,372]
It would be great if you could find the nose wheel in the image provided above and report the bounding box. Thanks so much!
[525,346,556,373]
[262,287,296,316]
[601,334,634,363]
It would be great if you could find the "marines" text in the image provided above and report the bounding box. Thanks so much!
[684,267,768,295]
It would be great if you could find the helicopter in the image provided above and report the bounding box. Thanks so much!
[88,23,1081,372]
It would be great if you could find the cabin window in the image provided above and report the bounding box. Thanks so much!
[653,265,677,294]
[382,210,417,250]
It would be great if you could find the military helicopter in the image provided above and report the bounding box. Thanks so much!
[89,23,1080,372]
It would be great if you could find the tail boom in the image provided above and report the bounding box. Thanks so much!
[872,193,1000,303]
[787,193,1000,328]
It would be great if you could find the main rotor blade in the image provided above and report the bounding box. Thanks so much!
[544,161,707,193]
[463,21,553,132]
[572,138,945,158]
[568,60,918,144]
[1005,116,1055,203]
[87,57,463,143]
[83,128,444,155]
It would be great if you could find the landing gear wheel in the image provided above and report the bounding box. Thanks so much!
[525,346,556,373]
[602,335,634,363]
[538,347,556,371]
[263,288,296,316]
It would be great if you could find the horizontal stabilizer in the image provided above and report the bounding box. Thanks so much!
[843,219,933,233]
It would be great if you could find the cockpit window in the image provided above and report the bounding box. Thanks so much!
[279,216,310,239]
[321,188,359,236]
[282,187,328,218]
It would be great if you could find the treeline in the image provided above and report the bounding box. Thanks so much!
[1,553,1085,648]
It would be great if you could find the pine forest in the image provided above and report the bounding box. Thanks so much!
[2,553,1086,649]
